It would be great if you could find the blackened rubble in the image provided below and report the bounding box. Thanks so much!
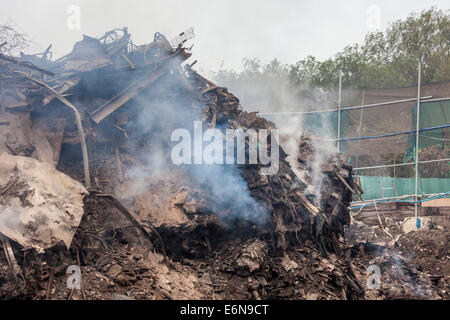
[0,27,447,300]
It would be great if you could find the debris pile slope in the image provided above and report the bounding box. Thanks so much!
[0,26,351,252]
[345,202,449,299]
[0,27,444,300]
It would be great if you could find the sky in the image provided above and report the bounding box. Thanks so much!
[1,0,449,73]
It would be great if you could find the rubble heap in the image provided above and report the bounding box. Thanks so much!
[0,27,445,300]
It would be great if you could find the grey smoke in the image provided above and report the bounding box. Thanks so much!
[214,64,340,205]
[112,62,269,228]
[187,164,269,227]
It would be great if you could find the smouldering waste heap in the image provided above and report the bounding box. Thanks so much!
[0,27,368,300]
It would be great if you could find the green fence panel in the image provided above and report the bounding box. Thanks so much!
[405,100,450,161]
[357,176,450,200]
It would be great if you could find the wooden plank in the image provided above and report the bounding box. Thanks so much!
[295,190,320,216]
[31,117,66,166]
[90,49,190,124]
[90,66,167,124]
[422,198,450,207]
[0,53,55,76]
[115,139,124,182]
[336,172,363,201]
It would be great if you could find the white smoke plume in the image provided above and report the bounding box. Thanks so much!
[111,63,269,228]
[214,62,341,205]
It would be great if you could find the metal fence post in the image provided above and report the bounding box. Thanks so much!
[355,89,365,169]
[414,61,422,225]
[337,69,342,152]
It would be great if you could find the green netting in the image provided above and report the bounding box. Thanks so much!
[417,100,450,129]
[357,176,450,200]
[302,111,350,152]
[261,99,449,201]
[356,100,449,200]
[405,100,450,161]
[302,111,349,139]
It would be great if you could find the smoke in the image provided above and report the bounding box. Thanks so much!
[187,164,269,227]
[389,255,436,298]
[0,203,28,237]
[214,63,340,204]
[113,61,269,228]
[304,112,336,202]
[214,59,306,175]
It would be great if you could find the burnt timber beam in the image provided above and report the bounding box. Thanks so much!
[90,50,191,124]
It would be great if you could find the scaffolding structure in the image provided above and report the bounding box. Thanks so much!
[258,64,450,219]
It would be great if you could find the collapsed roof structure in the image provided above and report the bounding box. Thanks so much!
[0,28,446,300]
[0,26,352,251]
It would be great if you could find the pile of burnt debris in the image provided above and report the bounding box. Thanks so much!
[0,28,447,300]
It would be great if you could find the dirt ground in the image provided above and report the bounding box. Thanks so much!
[344,216,449,300]
[1,201,448,300]
[397,229,450,299]
[0,28,447,300]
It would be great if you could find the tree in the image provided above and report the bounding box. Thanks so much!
[216,7,450,92]
[361,7,450,87]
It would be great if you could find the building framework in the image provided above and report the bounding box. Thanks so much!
[258,64,450,221]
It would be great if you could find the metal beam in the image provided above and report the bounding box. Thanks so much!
[90,65,168,124]
[352,158,450,172]
[257,96,435,116]
[90,49,190,124]
[350,193,445,206]
[337,69,342,152]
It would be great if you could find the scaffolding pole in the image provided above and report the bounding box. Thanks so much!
[351,157,450,171]
[414,61,421,226]
[351,192,448,206]
[257,95,435,115]
[325,123,450,142]
[337,69,342,152]
[355,89,365,170]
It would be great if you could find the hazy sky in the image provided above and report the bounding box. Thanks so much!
[1,0,449,73]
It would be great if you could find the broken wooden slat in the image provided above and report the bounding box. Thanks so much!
[90,66,168,124]
[92,193,154,249]
[115,139,124,182]
[0,175,19,196]
[0,234,22,280]
[295,190,320,216]
[336,172,363,201]
[121,53,135,70]
[0,53,56,76]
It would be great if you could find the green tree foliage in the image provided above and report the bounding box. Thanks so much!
[215,7,450,92]
[361,7,450,87]
[215,57,293,112]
